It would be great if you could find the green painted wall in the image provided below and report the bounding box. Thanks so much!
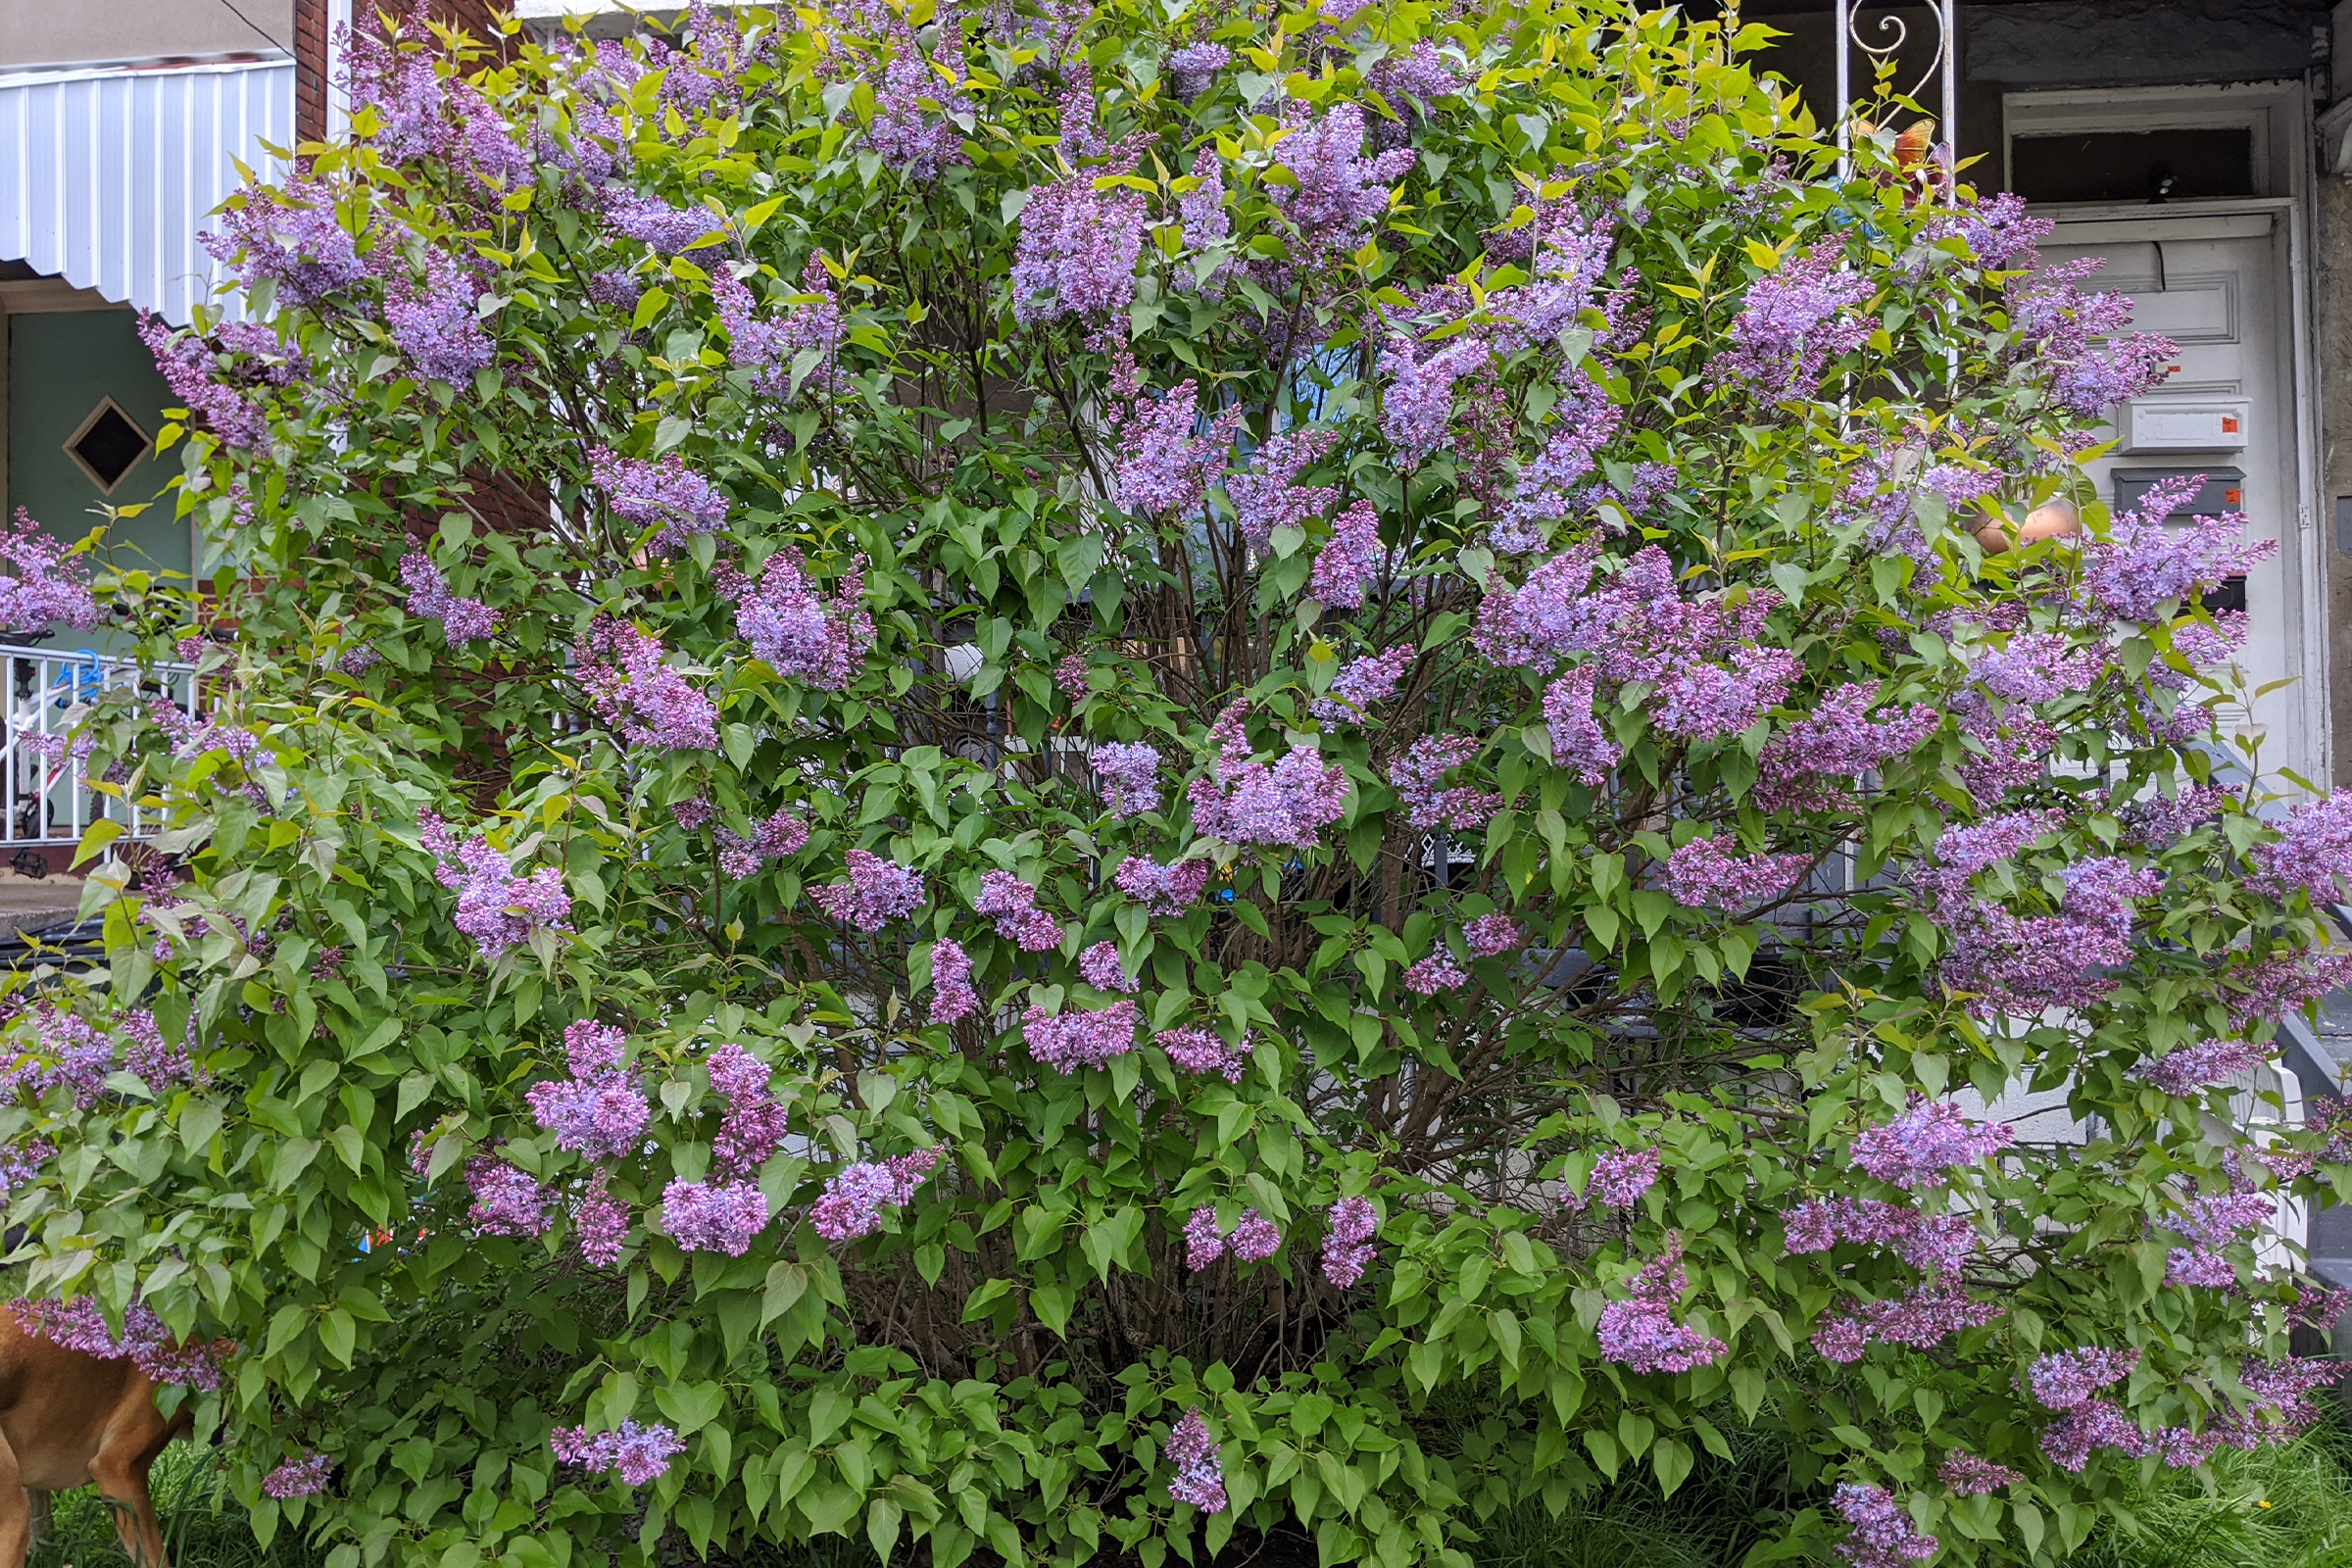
[5,309,192,602]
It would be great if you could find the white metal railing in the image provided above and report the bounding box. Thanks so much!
[0,644,195,854]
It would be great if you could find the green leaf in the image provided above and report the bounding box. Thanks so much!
[1651,1437,1692,1499]
[655,1380,726,1434]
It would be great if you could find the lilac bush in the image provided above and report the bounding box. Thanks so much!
[3,0,2342,1564]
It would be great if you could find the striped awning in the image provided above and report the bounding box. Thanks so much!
[0,57,294,325]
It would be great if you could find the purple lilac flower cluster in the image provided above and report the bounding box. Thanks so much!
[1380,336,1492,458]
[1937,1451,2023,1494]
[526,1020,648,1161]
[116,1007,198,1092]
[2254,789,2352,904]
[1785,1197,1978,1274]
[1307,503,1385,610]
[810,1147,944,1242]
[1,1007,119,1107]
[1160,1027,1248,1083]
[1313,646,1412,722]
[573,1190,630,1267]
[2133,1037,2273,1095]
[1541,666,1617,784]
[551,1421,685,1487]
[1272,101,1415,253]
[1478,545,1783,754]
[466,1158,552,1238]
[974,870,1064,951]
[661,1178,768,1254]
[1585,1146,1663,1208]
[1114,856,1210,914]
[714,809,809,880]
[1594,1236,1726,1374]
[1190,704,1349,847]
[1224,429,1338,555]
[1091,742,1162,816]
[1849,1101,2014,1189]
[2163,1191,2275,1288]
[1658,650,1802,744]
[1024,1002,1139,1072]
[602,190,721,254]
[1177,148,1231,293]
[1664,838,1806,910]
[928,938,980,1024]
[1974,630,2101,704]
[1755,681,1939,808]
[726,550,874,690]
[1186,1205,1282,1269]
[862,24,971,182]
[588,447,729,555]
[1498,370,1626,537]
[1714,243,1872,394]
[1465,915,1522,958]
[713,256,843,392]
[262,1452,332,1500]
[578,618,718,754]
[1168,43,1229,98]
[1114,381,1244,517]
[418,812,572,960]
[384,252,493,384]
[1388,737,1499,833]
[1812,1282,2001,1363]
[200,178,367,308]
[0,1138,55,1206]
[1402,956,1468,995]
[136,318,269,449]
[2006,258,2178,421]
[1367,40,1458,105]
[1165,1408,1228,1512]
[1320,1196,1379,1289]
[398,553,496,646]
[1832,1482,1936,1568]
[150,697,260,771]
[1079,942,1135,993]
[706,1044,791,1177]
[1012,174,1147,327]
[2078,474,2276,623]
[2029,1347,2140,1409]
[11,1298,229,1392]
[2230,950,2352,1028]
[809,851,925,932]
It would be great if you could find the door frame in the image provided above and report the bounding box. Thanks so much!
[2005,83,2328,788]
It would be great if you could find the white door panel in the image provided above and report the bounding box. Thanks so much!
[2041,224,2312,779]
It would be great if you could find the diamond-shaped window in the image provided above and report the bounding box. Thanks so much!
[63,398,150,494]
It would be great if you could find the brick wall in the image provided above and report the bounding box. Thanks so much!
[295,0,328,143]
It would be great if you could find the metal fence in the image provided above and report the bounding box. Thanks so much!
[0,644,193,857]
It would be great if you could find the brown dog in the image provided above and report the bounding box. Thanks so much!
[0,1306,189,1568]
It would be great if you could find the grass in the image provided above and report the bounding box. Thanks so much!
[24,1444,317,1568]
[2071,1428,2352,1568]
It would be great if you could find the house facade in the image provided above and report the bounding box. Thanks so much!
[1727,0,2352,1291]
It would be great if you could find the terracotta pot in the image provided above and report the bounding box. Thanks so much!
[2018,499,2082,543]
[1893,121,1936,172]
[1977,500,2082,555]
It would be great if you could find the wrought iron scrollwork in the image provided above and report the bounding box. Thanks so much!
[1833,0,1957,176]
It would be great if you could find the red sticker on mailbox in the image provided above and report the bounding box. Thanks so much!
[2223,416,2241,433]
[2225,488,2242,506]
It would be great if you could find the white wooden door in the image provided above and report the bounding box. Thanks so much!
[2039,209,2323,786]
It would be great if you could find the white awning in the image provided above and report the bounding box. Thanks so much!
[0,58,294,325]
